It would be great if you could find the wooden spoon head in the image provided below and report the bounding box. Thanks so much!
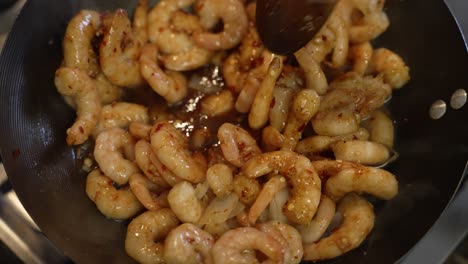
[256,0,337,55]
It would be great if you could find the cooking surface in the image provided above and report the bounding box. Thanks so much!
[0,1,467,263]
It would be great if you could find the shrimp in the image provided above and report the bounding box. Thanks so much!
[303,194,375,261]
[235,51,275,113]
[148,0,212,71]
[269,188,290,223]
[190,128,212,150]
[294,0,352,94]
[94,127,139,185]
[281,89,321,151]
[211,227,285,264]
[222,25,263,92]
[93,102,149,136]
[63,10,101,76]
[63,10,123,104]
[232,173,261,205]
[100,6,146,87]
[164,223,215,264]
[369,48,410,89]
[54,67,101,145]
[242,151,321,225]
[312,159,398,200]
[206,163,233,197]
[125,209,180,264]
[349,11,389,43]
[312,72,391,136]
[257,221,304,264]
[348,42,373,75]
[129,173,169,211]
[297,195,336,243]
[269,70,302,132]
[140,43,188,104]
[365,110,394,148]
[249,56,284,130]
[248,176,287,225]
[135,139,181,187]
[167,181,204,223]
[85,169,143,220]
[294,50,328,95]
[194,0,248,50]
[217,123,262,167]
[130,121,152,141]
[200,90,235,117]
[332,140,390,165]
[150,122,206,183]
[262,125,285,151]
[295,128,370,154]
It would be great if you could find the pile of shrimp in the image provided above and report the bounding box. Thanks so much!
[55,0,410,263]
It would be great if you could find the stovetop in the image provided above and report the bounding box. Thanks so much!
[0,1,467,264]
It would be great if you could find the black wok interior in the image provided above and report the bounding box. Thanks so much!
[0,0,467,263]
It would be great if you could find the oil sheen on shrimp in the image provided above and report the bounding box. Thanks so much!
[211,227,285,264]
[164,223,215,264]
[86,169,143,220]
[194,0,248,50]
[242,151,321,225]
[150,122,206,183]
[303,194,375,261]
[312,159,398,200]
[125,209,179,264]
[54,67,101,145]
[218,123,262,167]
[94,127,140,185]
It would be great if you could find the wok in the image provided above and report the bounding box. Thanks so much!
[0,0,467,263]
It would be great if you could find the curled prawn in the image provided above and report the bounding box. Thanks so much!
[148,0,212,71]
[63,10,101,76]
[63,10,123,104]
[130,121,152,141]
[312,159,398,200]
[93,102,149,136]
[332,140,390,166]
[211,227,285,264]
[129,173,169,211]
[150,122,206,183]
[232,173,261,205]
[312,72,391,136]
[248,56,283,130]
[100,4,147,87]
[349,42,373,75]
[296,128,370,154]
[194,0,248,50]
[297,195,336,243]
[125,209,179,264]
[86,169,143,220]
[135,139,181,187]
[167,181,204,223]
[206,163,233,197]
[94,127,139,185]
[54,67,101,145]
[248,176,287,225]
[164,223,215,264]
[242,151,321,225]
[217,123,262,167]
[200,90,235,117]
[303,194,375,261]
[140,43,188,104]
[257,221,304,264]
[369,48,410,89]
[281,89,321,151]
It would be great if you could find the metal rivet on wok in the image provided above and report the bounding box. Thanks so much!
[429,100,446,120]
[450,89,467,110]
